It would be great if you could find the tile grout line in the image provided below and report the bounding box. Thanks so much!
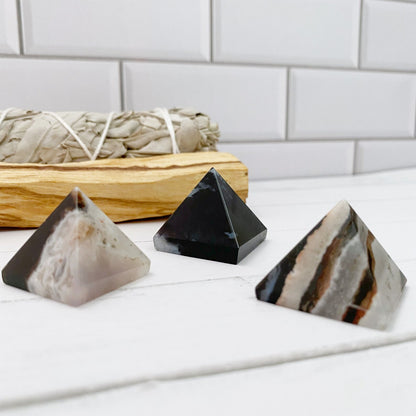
[380,0,416,4]
[219,137,416,145]
[15,0,24,55]
[414,95,416,138]
[1,53,415,75]
[2,333,416,411]
[118,61,125,111]
[357,0,365,68]
[352,140,359,174]
[284,68,290,140]
[209,0,214,62]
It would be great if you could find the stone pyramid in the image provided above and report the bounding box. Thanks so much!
[154,168,267,264]
[255,200,406,330]
[2,187,150,306]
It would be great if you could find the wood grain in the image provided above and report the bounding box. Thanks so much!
[0,152,248,228]
[10,340,414,416]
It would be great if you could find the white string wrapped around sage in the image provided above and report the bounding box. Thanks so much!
[0,108,219,164]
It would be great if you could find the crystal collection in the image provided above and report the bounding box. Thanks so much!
[0,171,407,329]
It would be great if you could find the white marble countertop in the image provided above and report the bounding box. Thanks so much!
[1,168,416,415]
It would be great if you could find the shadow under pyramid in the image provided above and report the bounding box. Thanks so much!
[153,168,267,264]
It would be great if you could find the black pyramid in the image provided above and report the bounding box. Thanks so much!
[153,168,267,264]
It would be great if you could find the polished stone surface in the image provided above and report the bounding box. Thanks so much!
[153,168,267,264]
[2,188,150,306]
[256,200,407,330]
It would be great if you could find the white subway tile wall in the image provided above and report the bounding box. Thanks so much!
[218,141,355,179]
[213,0,361,67]
[0,0,19,54]
[21,0,210,61]
[361,0,416,70]
[123,62,287,140]
[0,0,415,179]
[355,140,416,173]
[288,69,416,139]
[0,58,121,111]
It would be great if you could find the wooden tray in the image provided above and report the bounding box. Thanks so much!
[0,152,248,228]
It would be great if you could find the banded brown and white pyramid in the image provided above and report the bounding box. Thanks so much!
[255,200,406,330]
[153,168,267,264]
[2,188,150,306]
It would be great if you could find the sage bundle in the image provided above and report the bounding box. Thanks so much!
[0,107,219,164]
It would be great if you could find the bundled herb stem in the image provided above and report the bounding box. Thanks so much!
[0,108,219,164]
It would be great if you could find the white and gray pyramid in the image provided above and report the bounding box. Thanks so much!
[2,187,150,306]
[256,200,406,330]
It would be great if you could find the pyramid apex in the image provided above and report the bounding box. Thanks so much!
[327,200,353,219]
[68,187,88,209]
[337,199,352,209]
